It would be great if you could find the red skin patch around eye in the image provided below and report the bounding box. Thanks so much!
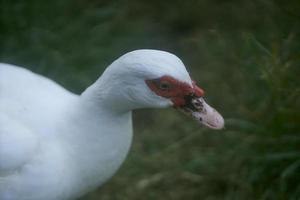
[192,80,205,97]
[145,75,205,107]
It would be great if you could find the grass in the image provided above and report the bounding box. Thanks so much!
[0,0,299,199]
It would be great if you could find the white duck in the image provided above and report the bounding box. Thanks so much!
[0,49,224,200]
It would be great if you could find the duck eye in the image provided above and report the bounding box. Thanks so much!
[159,82,171,90]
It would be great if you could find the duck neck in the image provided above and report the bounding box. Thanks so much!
[61,87,134,193]
[81,69,143,114]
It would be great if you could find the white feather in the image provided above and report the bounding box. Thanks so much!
[0,50,192,200]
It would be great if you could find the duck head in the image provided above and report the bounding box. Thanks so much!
[95,49,224,130]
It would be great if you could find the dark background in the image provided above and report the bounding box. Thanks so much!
[1,0,300,199]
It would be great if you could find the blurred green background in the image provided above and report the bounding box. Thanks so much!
[1,0,300,199]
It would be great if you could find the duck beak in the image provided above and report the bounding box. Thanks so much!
[176,96,224,130]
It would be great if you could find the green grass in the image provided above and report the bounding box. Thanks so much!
[1,0,299,199]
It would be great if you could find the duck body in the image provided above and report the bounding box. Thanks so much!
[0,64,132,200]
[0,50,224,200]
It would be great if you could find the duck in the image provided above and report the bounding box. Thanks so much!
[0,49,224,200]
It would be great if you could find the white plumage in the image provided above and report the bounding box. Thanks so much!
[0,49,223,200]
